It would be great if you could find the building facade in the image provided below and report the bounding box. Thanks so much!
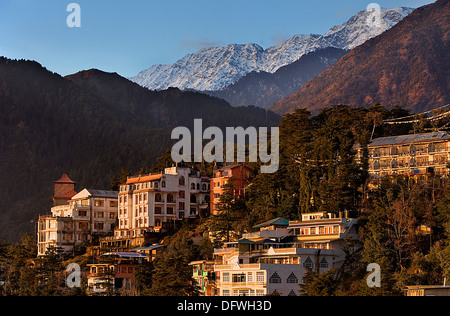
[115,167,210,240]
[87,252,151,295]
[356,131,450,178]
[196,212,359,296]
[37,176,118,256]
[210,164,252,215]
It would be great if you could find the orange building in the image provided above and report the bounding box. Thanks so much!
[210,164,252,215]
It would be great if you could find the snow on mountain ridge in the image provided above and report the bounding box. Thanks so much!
[130,7,414,91]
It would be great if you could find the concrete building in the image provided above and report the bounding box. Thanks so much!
[37,175,118,256]
[189,260,216,296]
[115,167,210,240]
[199,212,359,296]
[210,164,252,215]
[87,252,150,295]
[405,285,450,296]
[355,131,450,180]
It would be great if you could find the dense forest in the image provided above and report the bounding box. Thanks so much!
[1,103,449,296]
[0,57,280,242]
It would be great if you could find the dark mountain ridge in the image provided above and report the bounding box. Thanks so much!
[0,58,280,242]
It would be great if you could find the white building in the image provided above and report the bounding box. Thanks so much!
[115,167,210,239]
[211,213,359,296]
[37,188,118,256]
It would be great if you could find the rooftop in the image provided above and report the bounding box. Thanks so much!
[214,164,250,172]
[71,188,118,200]
[253,217,290,229]
[367,132,450,148]
[126,173,163,185]
[54,174,76,184]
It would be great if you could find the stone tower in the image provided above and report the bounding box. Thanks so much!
[52,174,77,206]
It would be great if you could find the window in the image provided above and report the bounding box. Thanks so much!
[155,194,162,202]
[232,273,246,283]
[256,290,265,296]
[167,207,174,215]
[110,201,118,207]
[179,177,185,186]
[256,272,264,282]
[288,290,297,297]
[191,183,196,190]
[161,181,166,188]
[222,290,230,296]
[94,200,104,207]
[179,191,185,199]
[222,273,230,283]
[287,272,298,284]
[94,223,104,230]
[304,257,314,269]
[320,258,329,269]
[167,194,174,203]
[179,202,185,210]
[269,272,282,284]
[247,272,253,283]
[49,232,57,241]
[79,222,89,230]
[155,207,162,214]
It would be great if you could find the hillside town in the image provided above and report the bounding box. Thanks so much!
[0,0,448,301]
[27,130,450,296]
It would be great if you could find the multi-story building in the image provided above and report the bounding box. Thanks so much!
[87,252,151,295]
[37,175,118,256]
[355,131,450,179]
[200,212,359,296]
[115,167,210,240]
[210,164,252,215]
[189,260,216,296]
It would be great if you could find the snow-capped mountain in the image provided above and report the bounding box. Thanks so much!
[130,7,414,92]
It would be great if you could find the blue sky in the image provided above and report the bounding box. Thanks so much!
[0,0,436,78]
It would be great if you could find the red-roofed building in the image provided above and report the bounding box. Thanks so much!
[37,175,119,256]
[52,174,77,206]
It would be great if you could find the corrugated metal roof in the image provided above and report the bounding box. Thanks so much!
[253,217,289,229]
[368,132,450,147]
[85,189,118,198]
